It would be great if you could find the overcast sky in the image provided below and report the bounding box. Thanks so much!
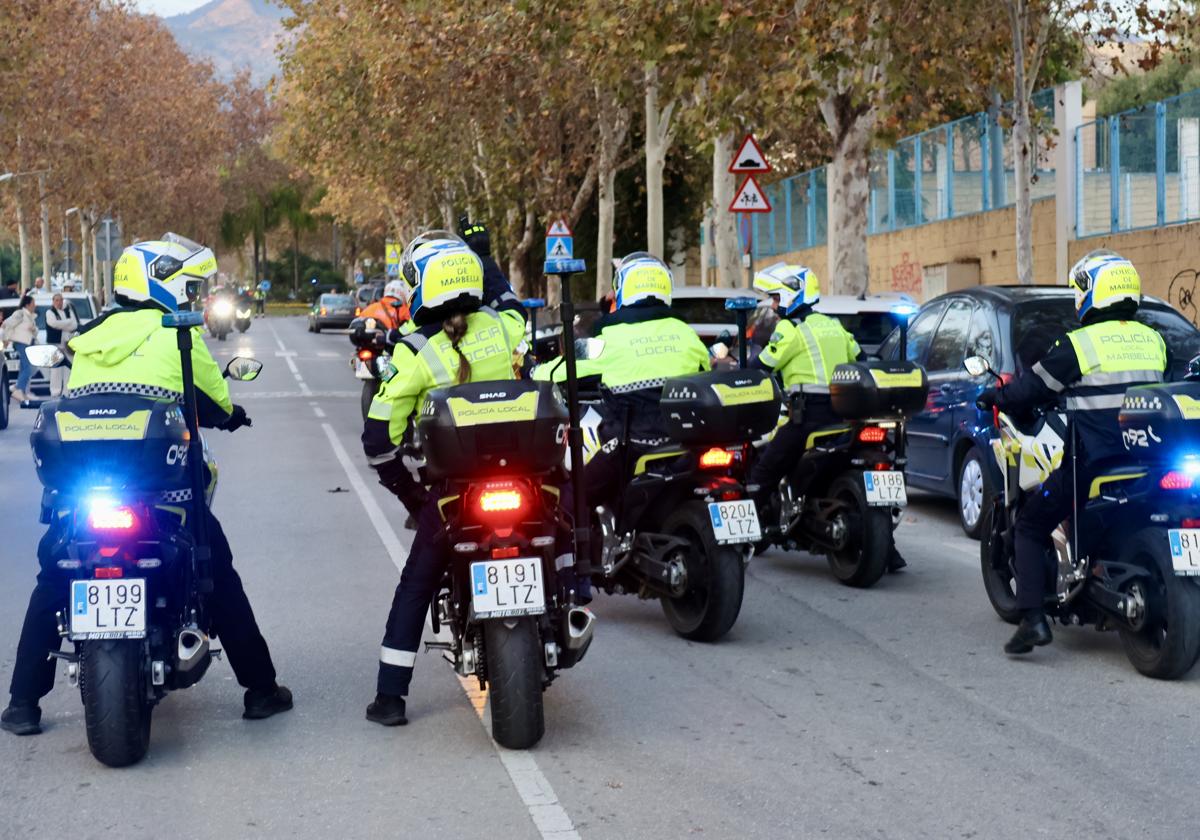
[134,0,208,15]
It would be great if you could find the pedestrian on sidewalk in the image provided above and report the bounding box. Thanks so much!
[2,294,39,401]
[45,293,77,397]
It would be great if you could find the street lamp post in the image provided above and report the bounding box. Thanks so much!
[64,207,79,286]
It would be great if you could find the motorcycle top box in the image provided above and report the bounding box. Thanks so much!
[1119,381,1200,461]
[417,379,567,480]
[31,394,191,492]
[660,369,782,445]
[829,361,929,420]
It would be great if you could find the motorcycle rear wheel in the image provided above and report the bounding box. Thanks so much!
[660,504,745,641]
[979,503,1021,625]
[484,617,545,750]
[80,640,152,767]
[1117,528,1200,680]
[825,474,889,588]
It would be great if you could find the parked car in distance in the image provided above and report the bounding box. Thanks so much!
[308,293,357,332]
[669,286,764,347]
[2,291,100,402]
[816,292,917,357]
[354,278,387,315]
[877,285,1200,538]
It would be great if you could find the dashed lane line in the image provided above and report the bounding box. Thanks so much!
[319,423,580,840]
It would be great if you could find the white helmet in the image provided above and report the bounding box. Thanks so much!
[112,233,216,312]
[384,279,410,303]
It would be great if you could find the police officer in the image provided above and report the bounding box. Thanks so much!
[567,252,710,510]
[748,264,907,571]
[1,236,292,736]
[361,231,527,727]
[978,251,1167,655]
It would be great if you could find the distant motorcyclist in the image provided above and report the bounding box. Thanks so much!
[360,279,412,333]
[1,236,292,736]
[977,251,1167,655]
[747,264,907,572]
[360,231,529,727]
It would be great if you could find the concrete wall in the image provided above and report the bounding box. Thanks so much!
[1068,224,1200,324]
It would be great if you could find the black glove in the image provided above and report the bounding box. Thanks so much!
[975,389,998,411]
[376,457,428,516]
[384,327,405,348]
[220,404,251,431]
[458,216,491,258]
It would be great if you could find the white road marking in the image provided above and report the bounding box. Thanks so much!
[319,423,579,840]
[267,321,287,353]
[310,402,327,419]
[282,354,300,375]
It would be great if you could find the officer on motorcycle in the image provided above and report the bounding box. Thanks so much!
[0,237,292,736]
[978,251,1168,655]
[360,231,528,727]
[360,279,412,333]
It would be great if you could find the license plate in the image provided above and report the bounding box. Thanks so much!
[864,471,907,506]
[1168,530,1200,576]
[470,558,545,618]
[70,579,147,639]
[354,359,375,380]
[708,499,762,544]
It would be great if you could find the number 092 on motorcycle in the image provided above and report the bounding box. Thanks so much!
[470,557,546,618]
[70,579,147,640]
[864,471,907,506]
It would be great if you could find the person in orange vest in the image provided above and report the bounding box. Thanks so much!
[360,279,411,332]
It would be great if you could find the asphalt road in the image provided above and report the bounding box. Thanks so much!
[1,315,1196,840]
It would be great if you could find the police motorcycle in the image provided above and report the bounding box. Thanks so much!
[205,290,235,341]
[413,379,594,750]
[234,297,253,333]
[22,321,264,766]
[973,354,1200,678]
[348,316,391,420]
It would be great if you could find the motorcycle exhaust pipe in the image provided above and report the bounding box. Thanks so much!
[176,628,210,672]
[565,607,596,651]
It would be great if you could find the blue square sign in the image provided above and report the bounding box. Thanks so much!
[546,236,573,259]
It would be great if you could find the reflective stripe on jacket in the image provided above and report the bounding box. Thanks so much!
[758,311,860,391]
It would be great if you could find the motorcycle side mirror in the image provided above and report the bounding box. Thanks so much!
[24,345,65,368]
[224,357,263,381]
[963,355,996,379]
[1187,354,1200,382]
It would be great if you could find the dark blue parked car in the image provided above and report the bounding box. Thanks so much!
[878,286,1200,538]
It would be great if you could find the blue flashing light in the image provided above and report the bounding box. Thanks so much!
[725,296,760,311]
[890,303,919,319]
[162,311,204,328]
[1182,457,1200,477]
[522,298,547,309]
[544,259,587,276]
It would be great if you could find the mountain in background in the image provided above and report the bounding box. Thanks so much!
[162,0,288,84]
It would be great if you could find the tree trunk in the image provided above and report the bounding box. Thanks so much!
[39,175,51,289]
[506,207,536,298]
[712,131,741,288]
[595,99,632,297]
[252,230,261,290]
[91,222,101,302]
[1010,14,1035,286]
[292,225,300,293]
[16,198,31,292]
[79,211,93,294]
[645,63,675,260]
[821,95,875,296]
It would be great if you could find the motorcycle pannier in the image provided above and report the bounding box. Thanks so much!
[829,361,929,420]
[660,369,782,445]
[31,395,191,493]
[418,380,567,480]
[1119,382,1200,461]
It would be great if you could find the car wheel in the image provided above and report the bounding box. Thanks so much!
[958,447,990,540]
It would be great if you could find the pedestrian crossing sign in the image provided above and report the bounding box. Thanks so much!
[385,240,402,277]
[546,236,574,259]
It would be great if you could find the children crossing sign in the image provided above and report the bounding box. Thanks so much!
[729,175,771,213]
[545,218,573,260]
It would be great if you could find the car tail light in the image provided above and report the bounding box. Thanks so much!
[320,307,328,315]
[94,567,123,579]
[699,447,735,469]
[87,498,137,531]
[858,426,887,444]
[491,546,520,559]
[358,348,375,361]
[1161,471,1194,490]
[355,306,362,316]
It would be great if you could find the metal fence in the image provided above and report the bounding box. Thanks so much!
[744,89,1058,259]
[1076,88,1200,237]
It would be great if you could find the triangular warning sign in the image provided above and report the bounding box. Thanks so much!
[729,175,772,213]
[547,219,572,236]
[729,134,771,173]
[548,238,572,258]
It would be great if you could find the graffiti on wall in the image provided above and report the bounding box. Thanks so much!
[1168,269,1200,325]
[890,253,923,294]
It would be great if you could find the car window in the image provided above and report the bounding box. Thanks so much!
[669,298,737,324]
[321,295,352,306]
[1011,300,1077,371]
[900,300,947,363]
[1139,302,1200,379]
[69,298,94,320]
[964,306,998,369]
[925,299,976,372]
[830,312,897,349]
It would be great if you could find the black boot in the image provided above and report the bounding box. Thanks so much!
[887,545,907,573]
[1004,612,1053,655]
[366,693,408,726]
[1,700,42,736]
[243,684,294,720]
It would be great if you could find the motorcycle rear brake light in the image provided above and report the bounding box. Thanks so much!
[491,546,520,559]
[1160,471,1194,490]
[358,349,374,360]
[720,489,741,501]
[87,499,137,531]
[94,567,123,579]
[479,487,524,512]
[531,536,555,547]
[874,462,891,471]
[858,426,887,444]
[1183,518,1200,528]
[699,448,735,469]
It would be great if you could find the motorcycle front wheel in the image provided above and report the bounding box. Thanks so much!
[660,503,744,641]
[1117,528,1200,679]
[484,617,545,750]
[80,640,152,767]
[825,474,889,588]
[979,503,1021,625]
